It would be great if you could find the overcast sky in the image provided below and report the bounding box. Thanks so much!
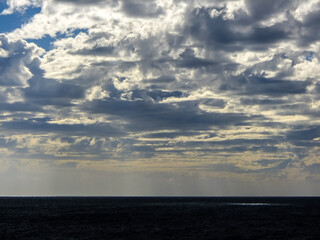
[0,0,320,196]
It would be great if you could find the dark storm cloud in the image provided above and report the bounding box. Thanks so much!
[28,99,76,107]
[185,7,289,51]
[148,136,283,157]
[90,60,137,71]
[256,159,285,167]
[314,82,320,94]
[247,26,288,44]
[121,0,163,18]
[240,98,288,106]
[185,1,320,51]
[286,126,320,147]
[0,119,124,137]
[221,1,320,48]
[70,46,115,56]
[0,58,25,86]
[142,75,176,84]
[82,98,251,131]
[24,77,85,102]
[143,131,204,139]
[297,3,320,45]
[125,135,280,157]
[220,75,310,96]
[176,138,277,148]
[0,102,43,112]
[201,99,226,109]
[54,0,165,19]
[130,89,183,101]
[111,134,280,159]
[186,8,241,49]
[177,48,218,69]
[245,0,297,20]
[176,48,239,73]
[53,0,115,4]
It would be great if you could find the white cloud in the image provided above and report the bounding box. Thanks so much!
[86,85,109,101]
[291,0,320,22]
[0,34,44,87]
[294,57,320,80]
[1,0,42,15]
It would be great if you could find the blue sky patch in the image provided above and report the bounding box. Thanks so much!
[28,29,89,52]
[306,51,314,62]
[0,4,41,34]
[28,34,55,51]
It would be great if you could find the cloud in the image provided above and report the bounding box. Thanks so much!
[244,0,298,20]
[185,7,289,52]
[1,0,41,15]
[70,46,115,56]
[177,48,220,69]
[221,74,310,96]
[82,98,251,131]
[24,77,85,102]
[53,0,109,4]
[0,119,124,137]
[0,34,43,87]
[0,102,43,112]
[121,0,164,18]
[286,126,320,146]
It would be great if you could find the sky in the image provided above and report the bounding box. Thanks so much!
[0,0,320,196]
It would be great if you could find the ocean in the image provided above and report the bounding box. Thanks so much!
[0,197,319,239]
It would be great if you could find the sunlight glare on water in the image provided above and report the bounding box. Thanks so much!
[227,202,277,206]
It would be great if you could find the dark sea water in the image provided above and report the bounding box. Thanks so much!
[0,197,319,239]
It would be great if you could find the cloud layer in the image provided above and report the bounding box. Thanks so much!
[1,0,320,195]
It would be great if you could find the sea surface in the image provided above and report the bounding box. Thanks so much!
[0,197,319,239]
